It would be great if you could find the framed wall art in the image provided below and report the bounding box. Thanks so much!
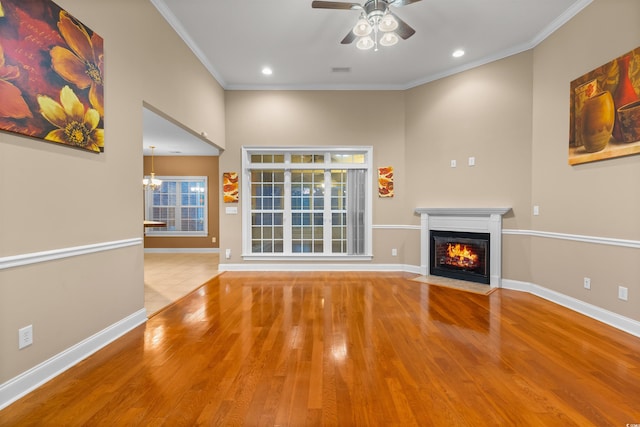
[569,47,640,165]
[223,172,239,203]
[378,166,393,198]
[0,0,104,152]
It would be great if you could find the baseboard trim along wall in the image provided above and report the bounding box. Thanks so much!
[144,248,220,254]
[0,238,143,270]
[0,308,147,411]
[219,263,422,274]
[502,279,640,338]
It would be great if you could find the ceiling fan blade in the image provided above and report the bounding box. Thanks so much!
[391,12,416,39]
[341,30,357,44]
[312,1,362,10]
[389,0,422,6]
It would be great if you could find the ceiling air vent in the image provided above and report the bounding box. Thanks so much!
[331,67,351,73]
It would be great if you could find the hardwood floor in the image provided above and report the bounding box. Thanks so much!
[144,252,220,316]
[2,272,640,426]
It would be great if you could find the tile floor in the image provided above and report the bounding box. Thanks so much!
[144,252,220,316]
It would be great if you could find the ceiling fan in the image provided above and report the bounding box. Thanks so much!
[312,0,421,50]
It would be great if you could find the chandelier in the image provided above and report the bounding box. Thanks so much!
[353,10,399,51]
[143,145,162,191]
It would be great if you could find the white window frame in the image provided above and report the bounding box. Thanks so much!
[241,146,373,260]
[144,175,208,237]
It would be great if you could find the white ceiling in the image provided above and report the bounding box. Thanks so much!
[151,0,591,90]
[143,0,592,155]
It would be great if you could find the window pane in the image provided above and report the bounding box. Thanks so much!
[146,176,207,236]
[330,153,365,164]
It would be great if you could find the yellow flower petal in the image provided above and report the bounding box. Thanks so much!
[84,108,100,131]
[59,85,84,120]
[88,128,104,149]
[38,95,67,128]
[44,129,69,144]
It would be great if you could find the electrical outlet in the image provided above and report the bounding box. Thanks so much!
[583,277,591,290]
[211,237,216,243]
[391,248,397,256]
[533,205,540,216]
[468,156,475,166]
[618,286,628,301]
[19,325,33,349]
[450,159,457,168]
[225,249,231,259]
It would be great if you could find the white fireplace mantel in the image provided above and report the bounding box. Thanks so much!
[415,207,511,288]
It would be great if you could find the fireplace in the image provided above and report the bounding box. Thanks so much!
[430,230,490,284]
[415,207,511,288]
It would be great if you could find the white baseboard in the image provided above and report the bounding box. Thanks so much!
[0,309,147,411]
[502,279,640,338]
[144,248,219,253]
[219,263,421,274]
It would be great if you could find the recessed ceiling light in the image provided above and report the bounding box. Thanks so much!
[452,49,465,58]
[262,67,273,75]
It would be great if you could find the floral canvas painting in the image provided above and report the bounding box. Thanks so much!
[0,0,104,152]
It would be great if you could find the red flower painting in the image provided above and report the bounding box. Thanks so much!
[0,0,104,152]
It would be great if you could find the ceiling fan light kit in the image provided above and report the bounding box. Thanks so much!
[312,0,419,51]
[356,36,375,50]
[379,31,399,47]
[353,18,372,37]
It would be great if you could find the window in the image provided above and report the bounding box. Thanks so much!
[242,147,372,259]
[144,176,207,236]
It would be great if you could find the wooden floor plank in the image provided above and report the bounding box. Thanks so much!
[2,271,640,426]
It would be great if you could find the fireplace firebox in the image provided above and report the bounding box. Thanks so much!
[430,230,490,284]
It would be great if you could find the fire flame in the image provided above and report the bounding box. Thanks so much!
[446,243,479,267]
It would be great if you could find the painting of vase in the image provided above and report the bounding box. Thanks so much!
[569,47,640,165]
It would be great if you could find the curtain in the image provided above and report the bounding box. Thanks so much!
[347,169,366,255]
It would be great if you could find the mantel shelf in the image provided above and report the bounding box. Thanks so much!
[415,207,511,217]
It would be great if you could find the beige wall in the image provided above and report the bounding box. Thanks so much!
[405,51,535,282]
[0,0,224,384]
[221,90,408,265]
[530,0,640,319]
[143,156,220,249]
